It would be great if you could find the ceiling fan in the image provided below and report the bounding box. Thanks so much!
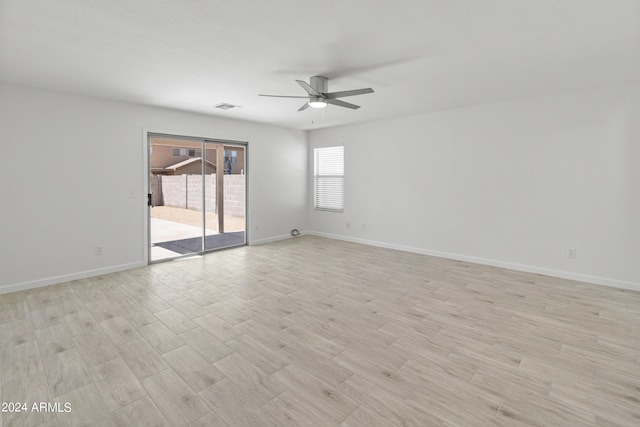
[259,76,374,111]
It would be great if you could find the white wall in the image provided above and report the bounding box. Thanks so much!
[308,84,640,290]
[0,82,307,294]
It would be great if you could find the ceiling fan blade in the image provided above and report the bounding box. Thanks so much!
[298,102,310,111]
[326,98,360,109]
[323,88,374,99]
[295,80,321,96]
[259,94,310,98]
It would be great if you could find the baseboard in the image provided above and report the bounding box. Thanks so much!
[306,231,640,292]
[0,261,147,295]
[249,233,292,246]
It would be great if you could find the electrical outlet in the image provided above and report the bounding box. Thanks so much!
[361,224,366,231]
[568,248,576,258]
[95,246,103,256]
[346,222,350,229]
[129,190,136,198]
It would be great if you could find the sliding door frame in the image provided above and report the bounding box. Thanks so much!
[143,130,248,264]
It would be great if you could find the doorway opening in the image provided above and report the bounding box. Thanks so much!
[148,134,246,262]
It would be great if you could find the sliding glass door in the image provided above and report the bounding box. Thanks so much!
[148,134,246,262]
[203,142,246,251]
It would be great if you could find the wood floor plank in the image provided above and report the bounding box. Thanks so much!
[90,358,146,411]
[73,330,120,368]
[111,396,169,427]
[548,381,640,425]
[341,404,396,427]
[85,298,129,322]
[0,340,42,385]
[162,345,225,392]
[132,292,171,313]
[56,383,114,427]
[192,313,241,343]
[68,279,105,304]
[279,324,344,359]
[141,369,209,426]
[116,338,169,381]
[34,323,76,363]
[137,321,184,354]
[205,301,249,325]
[198,378,281,427]
[153,308,197,334]
[98,316,140,346]
[24,288,54,309]
[0,318,34,348]
[63,310,99,337]
[272,363,358,423]
[338,374,443,426]
[332,349,416,399]
[121,303,158,329]
[263,390,335,427]
[277,342,352,387]
[166,297,209,319]
[188,411,229,427]
[494,394,595,426]
[42,348,92,397]
[406,385,501,426]
[226,334,289,375]
[28,305,61,330]
[234,319,291,352]
[178,327,234,363]
[213,353,285,404]
[1,372,50,427]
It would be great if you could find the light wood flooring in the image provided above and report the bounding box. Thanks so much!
[1,235,639,426]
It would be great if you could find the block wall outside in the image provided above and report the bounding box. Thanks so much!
[157,175,187,209]
[224,174,245,217]
[155,174,245,217]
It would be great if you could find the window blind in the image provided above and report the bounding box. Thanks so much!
[314,146,344,212]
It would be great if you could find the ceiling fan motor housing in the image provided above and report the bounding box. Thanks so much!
[310,76,328,94]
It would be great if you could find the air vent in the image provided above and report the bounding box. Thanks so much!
[214,103,242,111]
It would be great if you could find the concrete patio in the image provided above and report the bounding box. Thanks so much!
[150,207,246,261]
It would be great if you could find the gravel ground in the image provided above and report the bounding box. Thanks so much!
[150,206,245,232]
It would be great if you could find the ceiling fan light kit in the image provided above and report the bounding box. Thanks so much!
[308,97,327,108]
[260,75,374,111]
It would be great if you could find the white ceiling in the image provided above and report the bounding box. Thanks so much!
[1,0,639,130]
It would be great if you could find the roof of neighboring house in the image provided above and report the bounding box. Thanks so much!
[164,157,216,171]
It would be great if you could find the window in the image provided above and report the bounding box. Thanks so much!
[314,146,344,212]
[225,149,238,163]
[172,148,201,157]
